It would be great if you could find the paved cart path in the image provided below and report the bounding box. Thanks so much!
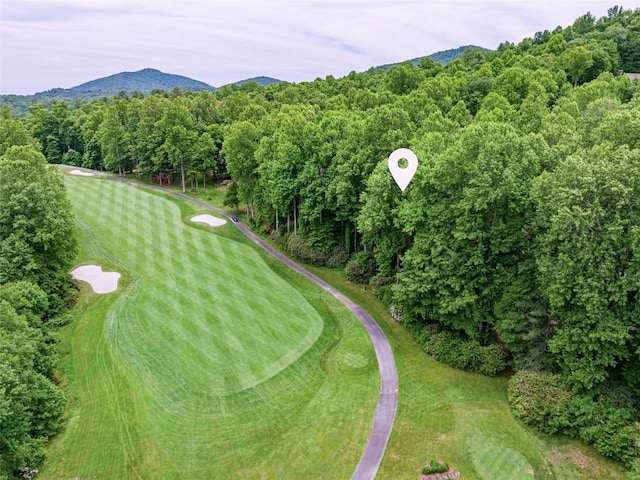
[66,168,399,480]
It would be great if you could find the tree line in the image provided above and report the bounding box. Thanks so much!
[0,112,78,478]
[7,5,640,475]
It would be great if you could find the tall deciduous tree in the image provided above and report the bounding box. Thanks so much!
[98,104,129,174]
[155,99,197,192]
[357,161,406,276]
[0,146,77,313]
[195,131,218,191]
[534,145,640,390]
[222,120,261,219]
[394,122,542,337]
[27,102,82,163]
[562,46,594,86]
[0,297,65,478]
[0,117,39,156]
[0,137,72,479]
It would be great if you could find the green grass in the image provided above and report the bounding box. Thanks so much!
[122,173,228,210]
[303,267,628,480]
[46,172,629,480]
[42,174,378,478]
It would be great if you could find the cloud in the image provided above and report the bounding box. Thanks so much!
[0,0,622,94]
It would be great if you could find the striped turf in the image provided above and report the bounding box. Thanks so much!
[42,174,378,479]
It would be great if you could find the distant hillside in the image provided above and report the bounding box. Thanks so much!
[233,76,281,87]
[69,68,217,95]
[427,45,490,65]
[377,45,490,70]
[0,47,483,116]
[0,69,286,116]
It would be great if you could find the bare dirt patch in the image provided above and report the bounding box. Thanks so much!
[551,446,591,469]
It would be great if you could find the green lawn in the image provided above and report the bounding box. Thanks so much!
[42,174,378,479]
[44,172,629,480]
[305,267,628,480]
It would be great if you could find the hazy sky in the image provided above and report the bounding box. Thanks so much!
[0,0,631,95]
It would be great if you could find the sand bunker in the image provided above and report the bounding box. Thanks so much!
[72,265,121,294]
[191,214,227,227]
[69,169,95,177]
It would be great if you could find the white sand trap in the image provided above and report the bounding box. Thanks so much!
[191,214,227,227]
[71,265,121,294]
[69,169,95,177]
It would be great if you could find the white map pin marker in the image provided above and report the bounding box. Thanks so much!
[388,148,418,191]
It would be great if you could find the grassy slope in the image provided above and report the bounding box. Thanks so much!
[306,267,627,480]
[43,175,378,479]
[145,180,628,479]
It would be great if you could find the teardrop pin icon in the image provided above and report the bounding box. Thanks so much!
[388,148,418,191]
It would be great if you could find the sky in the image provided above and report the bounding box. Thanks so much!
[0,0,634,95]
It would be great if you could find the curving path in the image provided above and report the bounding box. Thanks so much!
[65,168,399,479]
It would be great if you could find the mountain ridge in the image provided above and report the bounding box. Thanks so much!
[377,45,489,70]
[29,45,483,97]
[1,45,482,116]
[67,67,217,94]
[231,76,282,87]
[28,69,284,97]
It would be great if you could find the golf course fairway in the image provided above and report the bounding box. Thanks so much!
[42,174,378,479]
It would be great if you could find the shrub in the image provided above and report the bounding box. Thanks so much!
[507,371,573,434]
[62,149,82,166]
[285,235,328,266]
[628,457,640,480]
[417,328,508,376]
[583,420,640,466]
[269,230,285,247]
[479,344,510,376]
[508,375,640,466]
[326,246,349,269]
[344,251,376,283]
[562,395,640,466]
[422,459,449,475]
[369,274,395,304]
[222,181,239,210]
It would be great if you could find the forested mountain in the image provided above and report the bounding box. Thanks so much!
[7,5,640,477]
[377,45,489,70]
[427,45,490,64]
[0,44,473,116]
[233,76,282,87]
[0,70,283,117]
[0,69,217,117]
[69,67,217,94]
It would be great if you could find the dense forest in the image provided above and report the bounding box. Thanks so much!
[0,70,282,118]
[0,113,78,478]
[3,5,640,477]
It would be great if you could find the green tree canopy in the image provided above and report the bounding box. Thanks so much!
[0,146,77,313]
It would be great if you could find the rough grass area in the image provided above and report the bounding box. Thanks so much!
[42,175,378,479]
[306,267,628,480]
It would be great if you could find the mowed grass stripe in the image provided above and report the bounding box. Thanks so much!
[44,174,377,479]
[472,444,535,480]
